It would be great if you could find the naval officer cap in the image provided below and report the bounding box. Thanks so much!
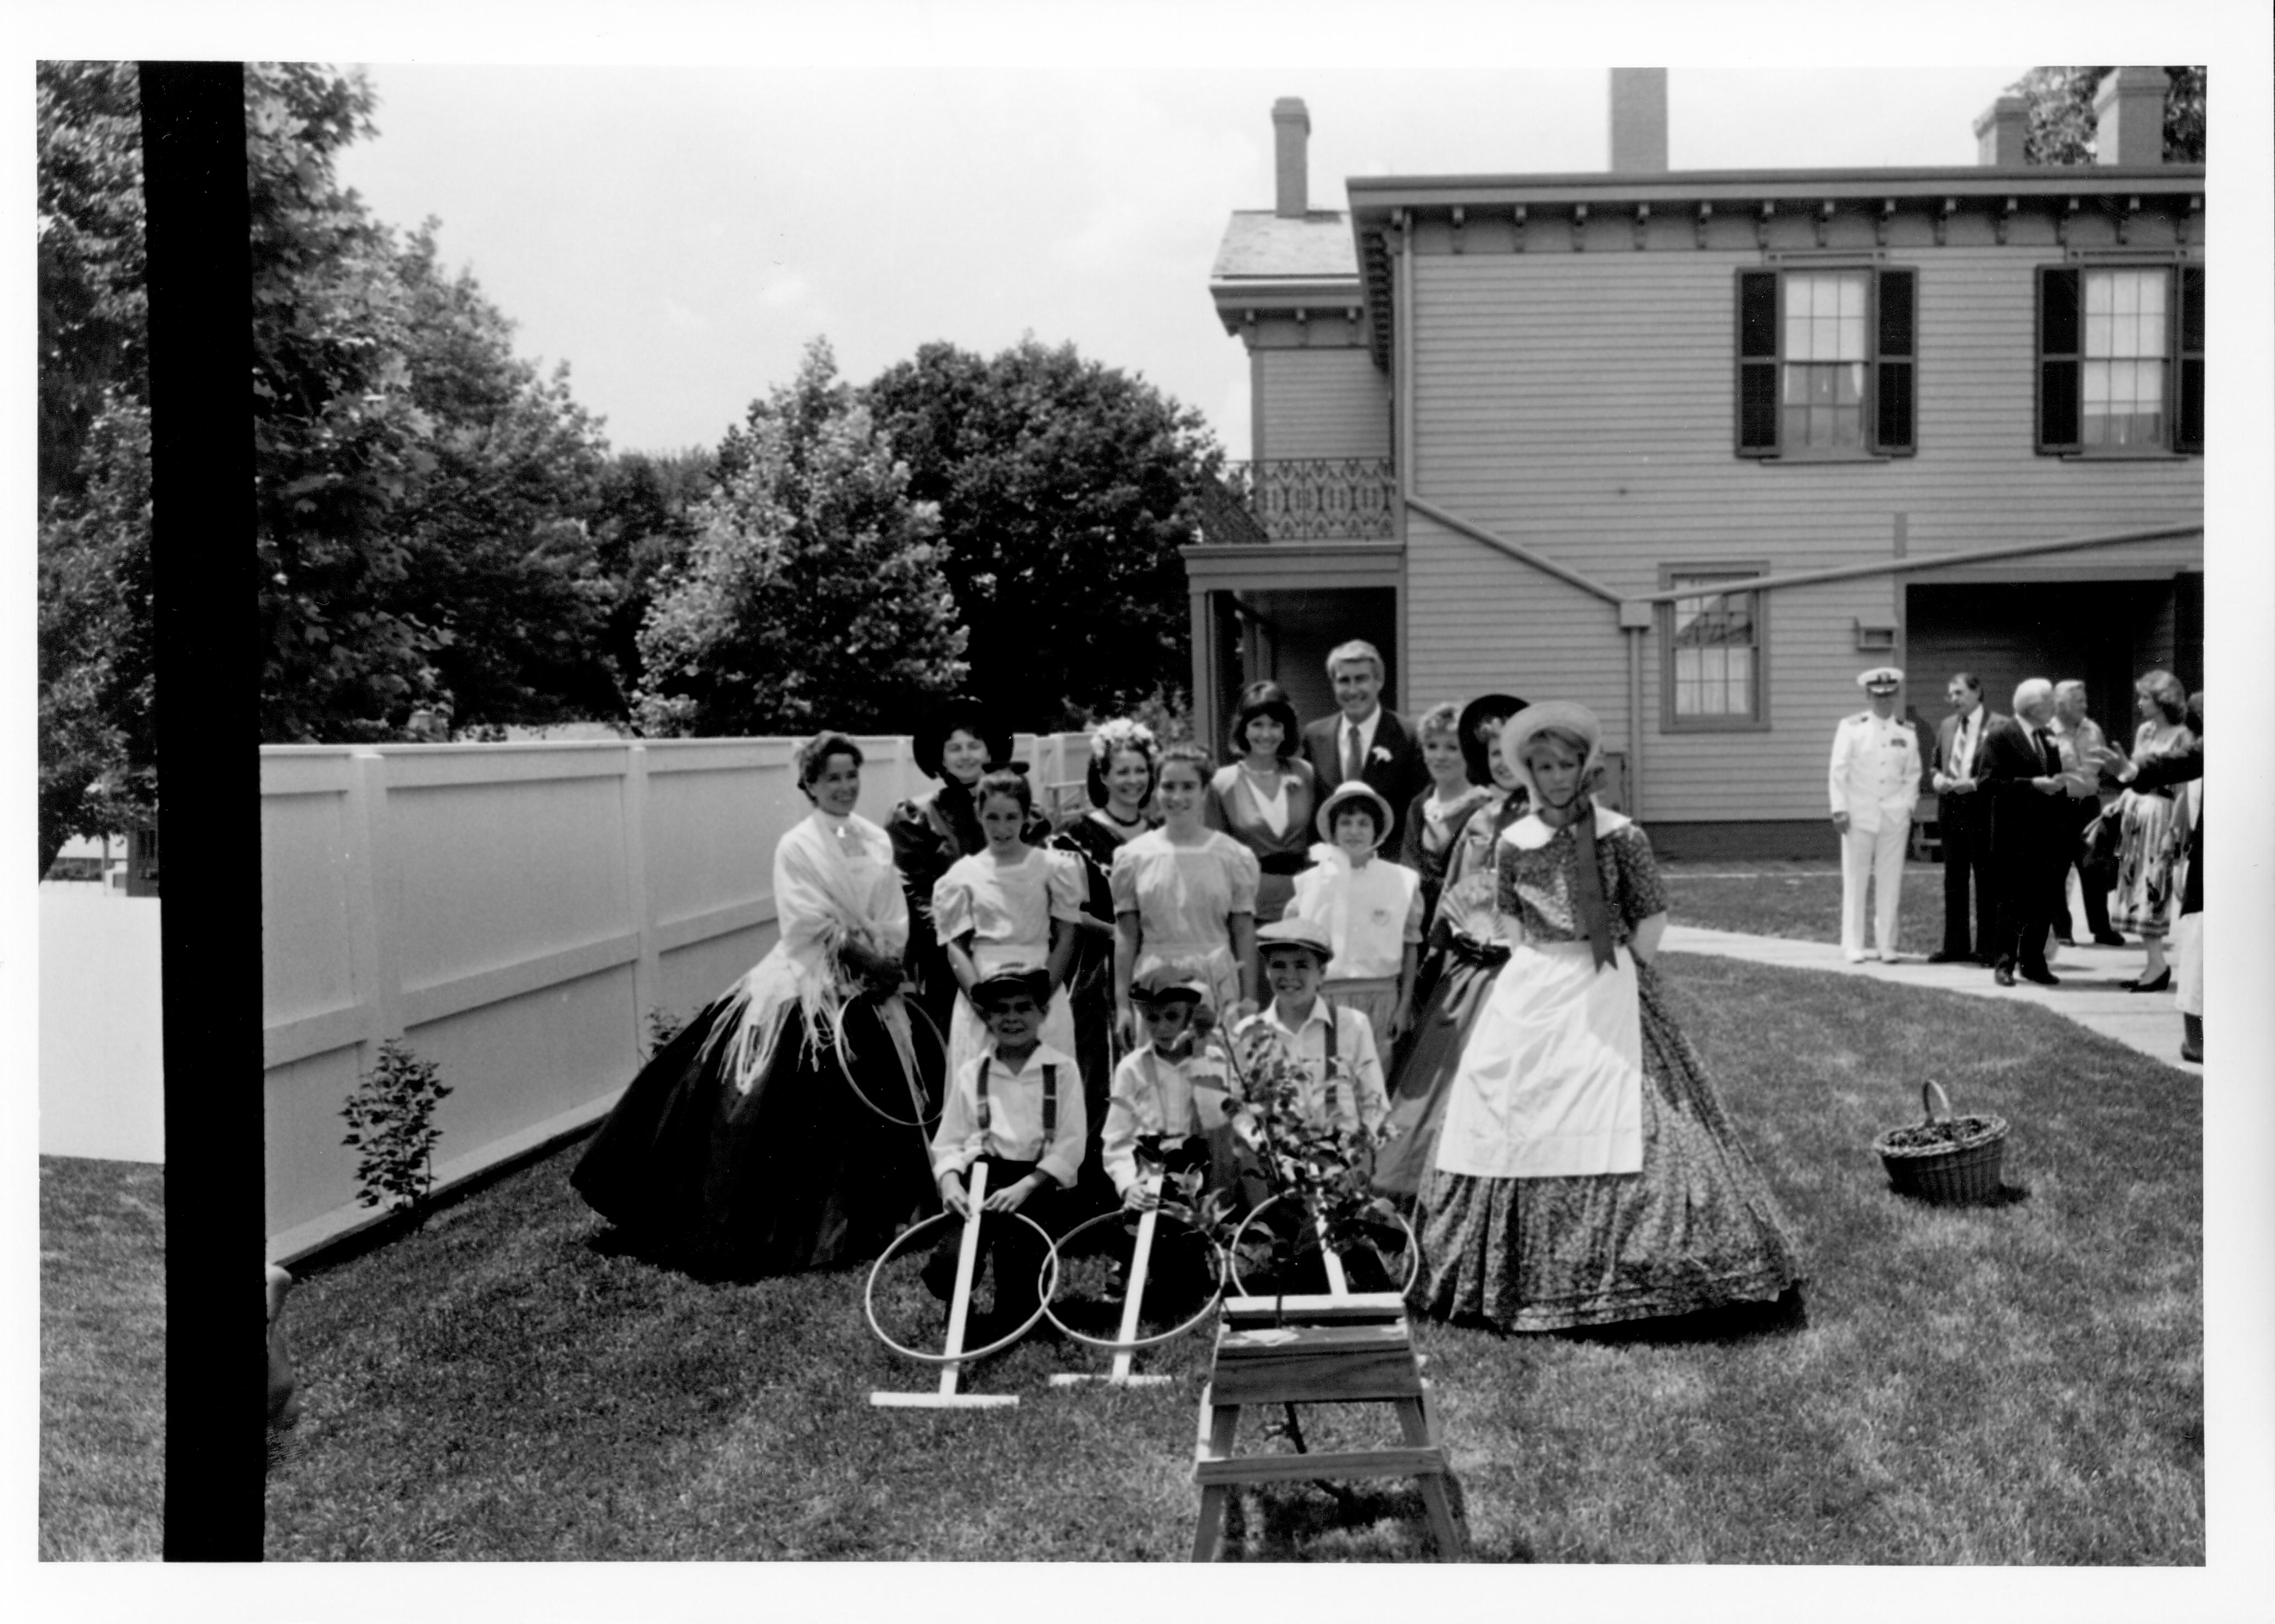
[1856,666,1904,694]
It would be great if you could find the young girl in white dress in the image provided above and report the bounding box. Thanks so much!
[1287,780,1423,1043]
[933,769,1084,1088]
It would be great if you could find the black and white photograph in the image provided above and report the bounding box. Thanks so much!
[21,4,2275,1618]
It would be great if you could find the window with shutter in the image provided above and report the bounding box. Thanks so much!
[2038,263,2202,457]
[1734,266,1916,459]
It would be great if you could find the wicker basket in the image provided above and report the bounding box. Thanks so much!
[1873,1080,2008,1205]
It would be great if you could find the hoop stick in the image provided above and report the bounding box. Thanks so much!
[867,1162,1033,1408]
[1046,1171,1190,1387]
[1316,1207,1351,1299]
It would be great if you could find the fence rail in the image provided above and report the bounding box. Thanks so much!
[262,730,1090,1261]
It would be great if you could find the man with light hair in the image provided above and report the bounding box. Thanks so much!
[1974,677,2073,986]
[1300,638,1428,852]
[1829,666,1922,962]
[2049,679,2124,948]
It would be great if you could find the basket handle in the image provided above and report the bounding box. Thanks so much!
[1920,1079,1953,1125]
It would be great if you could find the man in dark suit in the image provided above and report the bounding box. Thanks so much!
[1926,672,1998,963]
[1300,639,1428,853]
[1976,678,2073,987]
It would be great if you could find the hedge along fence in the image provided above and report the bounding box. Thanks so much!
[262,733,1092,1263]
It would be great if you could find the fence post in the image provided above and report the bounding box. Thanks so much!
[623,742,660,1056]
[345,749,405,1067]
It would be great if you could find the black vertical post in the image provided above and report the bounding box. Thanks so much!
[140,60,263,1562]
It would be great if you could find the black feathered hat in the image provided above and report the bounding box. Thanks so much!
[1456,692,1527,786]
[912,697,1016,781]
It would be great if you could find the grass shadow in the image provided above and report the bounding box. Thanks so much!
[1557,1285,1811,1347]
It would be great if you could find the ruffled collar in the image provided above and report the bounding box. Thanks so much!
[1501,800,1630,851]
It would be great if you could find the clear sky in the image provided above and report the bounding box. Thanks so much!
[334,64,2033,461]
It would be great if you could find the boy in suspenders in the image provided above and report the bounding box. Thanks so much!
[925,964,1087,1337]
[1238,917,1391,1138]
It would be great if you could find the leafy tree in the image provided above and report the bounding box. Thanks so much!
[865,337,1223,730]
[593,447,717,701]
[2008,67,2206,165]
[635,339,966,737]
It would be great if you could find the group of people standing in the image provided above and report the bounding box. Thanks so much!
[572,639,1804,1339]
[1830,664,2204,1062]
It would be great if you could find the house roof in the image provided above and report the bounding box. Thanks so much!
[1211,209,1361,280]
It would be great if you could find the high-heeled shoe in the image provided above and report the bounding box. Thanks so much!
[2126,969,2171,994]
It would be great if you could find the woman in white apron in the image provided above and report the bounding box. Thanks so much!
[1412,702,1802,1332]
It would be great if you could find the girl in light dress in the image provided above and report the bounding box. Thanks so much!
[1112,742,1261,1046]
[933,768,1083,1087]
[1286,779,1423,1044]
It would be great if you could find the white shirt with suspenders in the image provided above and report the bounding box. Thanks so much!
[1236,999,1390,1137]
[929,1043,1087,1190]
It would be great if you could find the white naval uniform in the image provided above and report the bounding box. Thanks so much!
[1829,708,1923,960]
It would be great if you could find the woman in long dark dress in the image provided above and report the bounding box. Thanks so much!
[1048,717,1160,1209]
[1397,700,1491,942]
[885,699,1021,1036]
[571,733,933,1273]
[1374,693,1526,1201]
[1412,702,1802,1331]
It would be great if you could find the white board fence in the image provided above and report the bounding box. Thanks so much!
[262,731,1090,1262]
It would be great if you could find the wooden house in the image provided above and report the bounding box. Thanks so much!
[1189,71,2204,857]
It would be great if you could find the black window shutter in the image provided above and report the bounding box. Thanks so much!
[2176,265,2204,453]
[1873,267,1916,454]
[2037,266,2080,453]
[1736,270,1779,455]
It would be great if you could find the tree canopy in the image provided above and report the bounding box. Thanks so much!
[634,340,966,738]
[865,337,1223,732]
[2007,67,2206,165]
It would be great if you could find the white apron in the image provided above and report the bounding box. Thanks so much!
[1432,935,1645,1179]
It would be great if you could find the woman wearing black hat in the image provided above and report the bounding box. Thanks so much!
[1373,693,1528,1201]
[886,699,1036,1034]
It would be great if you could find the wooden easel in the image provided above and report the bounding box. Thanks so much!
[870,1161,1019,1410]
[1049,1171,1174,1389]
[1189,1212,1463,1560]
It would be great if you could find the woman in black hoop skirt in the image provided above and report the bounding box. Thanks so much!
[571,733,934,1274]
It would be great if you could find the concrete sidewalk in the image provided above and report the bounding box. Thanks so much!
[1661,925,2201,1074]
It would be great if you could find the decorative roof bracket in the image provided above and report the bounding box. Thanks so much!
[1695,199,1712,250]
[1755,199,1774,250]
[1632,201,1650,250]
[1571,202,1588,252]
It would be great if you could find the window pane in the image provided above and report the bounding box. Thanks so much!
[1669,579,1759,719]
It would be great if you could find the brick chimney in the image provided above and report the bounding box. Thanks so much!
[2095,66,2167,166]
[1608,68,1667,173]
[1973,94,2028,166]
[1273,97,1310,218]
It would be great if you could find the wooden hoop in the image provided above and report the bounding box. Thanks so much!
[862,1206,1060,1366]
[1227,1193,1421,1296]
[1037,1208,1224,1352]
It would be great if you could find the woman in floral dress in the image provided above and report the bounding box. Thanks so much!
[1412,702,1802,1332]
[2110,669,2197,993]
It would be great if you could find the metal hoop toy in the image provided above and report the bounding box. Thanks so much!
[863,1206,1061,1365]
[829,990,947,1129]
[1227,1193,1421,1297]
[1037,1207,1225,1352]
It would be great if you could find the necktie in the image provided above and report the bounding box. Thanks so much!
[2035,728,2057,775]
[1344,720,1363,785]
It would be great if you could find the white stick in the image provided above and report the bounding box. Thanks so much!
[937,1160,990,1394]
[1316,1206,1351,1299]
[1109,1171,1164,1381]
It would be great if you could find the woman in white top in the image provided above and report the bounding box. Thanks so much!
[1203,681,1318,925]
[572,732,932,1274]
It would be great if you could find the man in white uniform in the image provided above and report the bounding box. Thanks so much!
[1829,666,1923,963]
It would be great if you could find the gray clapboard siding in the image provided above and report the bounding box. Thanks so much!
[1258,347,1391,461]
[1394,248,2201,824]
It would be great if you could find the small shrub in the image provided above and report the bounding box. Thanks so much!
[340,1040,452,1222]
[644,1006,691,1061]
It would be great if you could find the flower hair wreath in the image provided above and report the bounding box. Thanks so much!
[1089,716,1159,764]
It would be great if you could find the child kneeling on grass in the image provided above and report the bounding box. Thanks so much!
[925,964,1086,1340]
[1288,781,1423,1044]
[1233,917,1395,1292]
[1100,965,1242,1305]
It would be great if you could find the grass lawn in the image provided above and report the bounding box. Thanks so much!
[1664,858,1952,951]
[262,955,2201,1563]
[40,1156,165,1561]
